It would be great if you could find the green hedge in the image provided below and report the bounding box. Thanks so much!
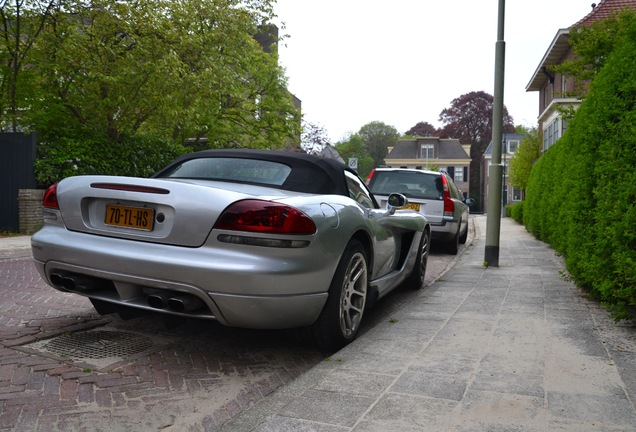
[524,28,636,318]
[506,202,523,224]
[35,134,187,186]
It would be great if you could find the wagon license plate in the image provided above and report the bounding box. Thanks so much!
[401,203,420,211]
[105,205,154,231]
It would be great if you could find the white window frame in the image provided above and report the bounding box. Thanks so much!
[508,140,519,154]
[420,144,434,159]
[454,167,464,182]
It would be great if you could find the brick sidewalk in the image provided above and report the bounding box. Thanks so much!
[0,226,471,431]
[0,256,326,432]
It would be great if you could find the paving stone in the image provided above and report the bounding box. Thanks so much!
[391,370,469,401]
[279,389,374,427]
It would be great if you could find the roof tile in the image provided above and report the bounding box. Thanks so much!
[573,0,636,27]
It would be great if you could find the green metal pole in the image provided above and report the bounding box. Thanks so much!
[484,0,506,267]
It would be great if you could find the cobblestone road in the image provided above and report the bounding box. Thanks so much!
[0,230,467,432]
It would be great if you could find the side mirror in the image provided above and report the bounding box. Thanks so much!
[464,198,475,207]
[387,193,407,214]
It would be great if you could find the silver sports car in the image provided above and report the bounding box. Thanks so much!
[31,149,430,350]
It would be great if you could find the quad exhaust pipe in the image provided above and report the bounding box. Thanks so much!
[49,273,205,314]
[147,293,204,313]
[50,273,64,287]
[167,295,205,313]
[147,293,169,309]
[50,273,97,292]
[62,276,96,291]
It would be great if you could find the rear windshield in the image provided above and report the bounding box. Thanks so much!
[159,157,292,187]
[369,171,443,200]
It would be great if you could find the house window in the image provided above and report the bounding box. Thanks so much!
[454,167,464,182]
[420,144,434,159]
[513,187,523,201]
[446,166,455,179]
[543,119,562,152]
[508,140,519,153]
[543,84,553,109]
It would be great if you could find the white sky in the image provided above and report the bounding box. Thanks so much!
[273,0,595,142]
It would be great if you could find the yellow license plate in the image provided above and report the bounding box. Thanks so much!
[105,205,154,231]
[401,203,421,211]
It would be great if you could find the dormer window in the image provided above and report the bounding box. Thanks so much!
[420,144,435,159]
[508,140,519,153]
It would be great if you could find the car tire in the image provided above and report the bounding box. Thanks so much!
[445,226,460,255]
[459,221,468,244]
[308,239,369,351]
[404,229,430,290]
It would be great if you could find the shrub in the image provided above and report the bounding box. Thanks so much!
[506,201,523,224]
[35,133,187,186]
[523,16,636,318]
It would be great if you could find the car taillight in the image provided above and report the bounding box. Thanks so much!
[43,184,59,209]
[366,169,376,185]
[214,200,316,235]
[441,176,454,217]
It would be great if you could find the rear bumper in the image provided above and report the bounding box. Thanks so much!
[429,217,460,241]
[31,226,334,329]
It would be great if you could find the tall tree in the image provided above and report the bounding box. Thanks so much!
[0,0,57,131]
[404,121,438,137]
[358,121,399,167]
[335,133,374,178]
[438,91,515,210]
[29,0,297,147]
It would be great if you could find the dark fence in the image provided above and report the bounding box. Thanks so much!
[0,133,37,232]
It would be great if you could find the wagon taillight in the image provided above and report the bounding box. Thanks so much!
[366,169,376,185]
[441,176,454,217]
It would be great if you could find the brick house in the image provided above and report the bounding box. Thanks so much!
[383,137,471,198]
[525,0,636,152]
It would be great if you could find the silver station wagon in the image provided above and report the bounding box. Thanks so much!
[367,168,473,254]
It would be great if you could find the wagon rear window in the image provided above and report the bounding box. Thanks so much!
[160,158,292,186]
[368,171,443,200]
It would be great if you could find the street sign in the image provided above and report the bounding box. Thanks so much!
[348,158,358,169]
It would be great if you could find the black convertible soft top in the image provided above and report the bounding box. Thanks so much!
[154,149,354,196]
